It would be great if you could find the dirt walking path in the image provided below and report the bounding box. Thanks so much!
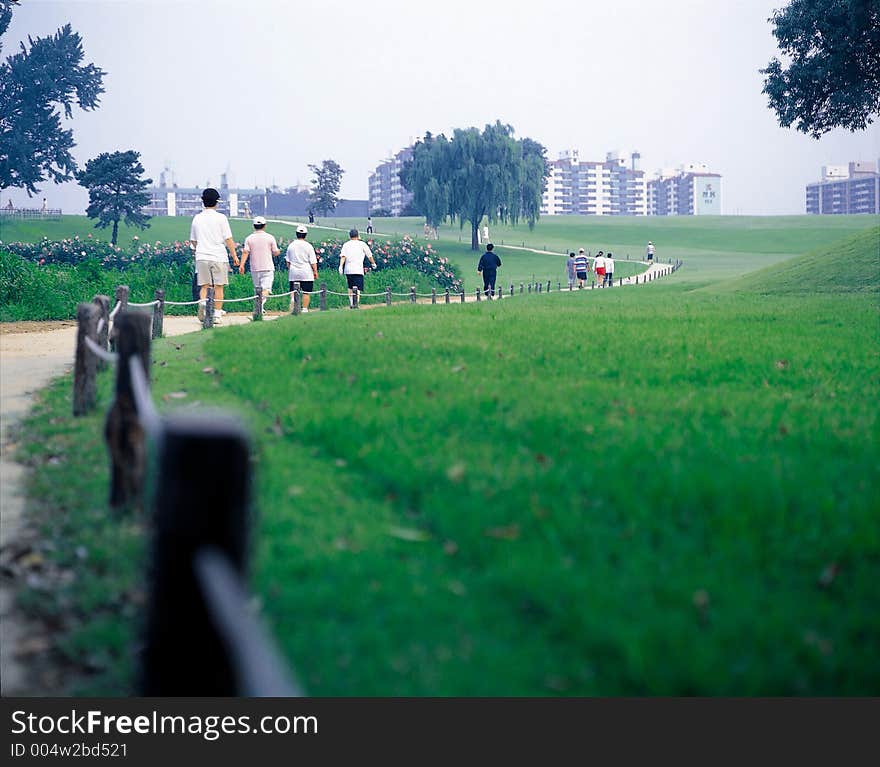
[0,315,260,694]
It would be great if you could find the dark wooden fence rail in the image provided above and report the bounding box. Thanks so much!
[79,309,302,696]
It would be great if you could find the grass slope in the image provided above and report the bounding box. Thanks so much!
[17,278,880,695]
[710,226,880,295]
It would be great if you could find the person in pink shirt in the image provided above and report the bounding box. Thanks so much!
[240,216,280,311]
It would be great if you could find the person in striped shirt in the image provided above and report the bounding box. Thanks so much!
[574,249,589,288]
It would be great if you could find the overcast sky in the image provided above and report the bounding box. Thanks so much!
[2,0,878,215]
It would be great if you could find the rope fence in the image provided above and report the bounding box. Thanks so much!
[72,308,303,696]
[73,259,684,338]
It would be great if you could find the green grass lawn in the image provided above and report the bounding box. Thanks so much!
[14,225,880,695]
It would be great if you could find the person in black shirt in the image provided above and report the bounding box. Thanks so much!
[477,243,502,298]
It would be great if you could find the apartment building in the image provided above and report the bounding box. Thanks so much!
[541,150,647,216]
[368,146,414,216]
[805,161,879,214]
[647,163,722,216]
[144,171,264,218]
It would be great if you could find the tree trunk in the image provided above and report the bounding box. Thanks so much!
[112,219,119,246]
[471,221,479,251]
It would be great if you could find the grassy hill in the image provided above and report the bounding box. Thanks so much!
[709,226,880,295]
[17,241,880,695]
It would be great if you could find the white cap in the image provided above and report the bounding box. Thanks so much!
[578,248,585,253]
[296,224,308,234]
[253,216,267,226]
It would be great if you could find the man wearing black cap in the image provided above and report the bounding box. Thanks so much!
[189,187,239,323]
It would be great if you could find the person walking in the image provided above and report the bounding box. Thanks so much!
[285,224,319,312]
[477,242,502,298]
[366,216,374,234]
[646,241,655,263]
[338,228,377,306]
[594,251,606,288]
[566,252,576,289]
[574,248,589,289]
[240,216,280,312]
[604,251,615,287]
[190,187,239,324]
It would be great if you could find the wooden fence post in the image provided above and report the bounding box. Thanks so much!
[152,289,165,338]
[431,288,436,304]
[510,284,514,297]
[139,412,252,695]
[203,287,214,329]
[445,288,450,304]
[410,286,416,304]
[320,282,327,311]
[460,290,465,304]
[557,281,561,292]
[105,311,152,510]
[253,292,263,321]
[73,302,100,416]
[386,286,392,306]
[547,280,551,292]
[92,294,110,370]
[110,285,130,351]
[292,282,302,315]
[352,286,359,309]
[116,284,130,312]
[476,288,481,302]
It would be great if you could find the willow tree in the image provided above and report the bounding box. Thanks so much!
[401,122,549,250]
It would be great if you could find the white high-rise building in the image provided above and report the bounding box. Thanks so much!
[646,163,722,216]
[541,150,646,216]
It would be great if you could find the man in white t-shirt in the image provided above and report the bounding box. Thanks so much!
[285,224,319,312]
[240,216,280,311]
[646,241,655,262]
[338,228,377,307]
[189,187,239,323]
[604,252,615,287]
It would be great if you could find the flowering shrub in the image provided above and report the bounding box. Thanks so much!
[0,235,194,270]
[0,234,462,291]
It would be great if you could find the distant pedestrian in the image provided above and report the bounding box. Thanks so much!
[285,224,318,312]
[646,241,655,262]
[574,248,589,288]
[604,252,615,286]
[594,251,606,287]
[482,223,489,244]
[240,216,280,312]
[190,187,239,324]
[366,216,374,234]
[41,197,48,214]
[338,228,377,306]
[308,210,315,224]
[566,252,576,289]
[477,243,502,298]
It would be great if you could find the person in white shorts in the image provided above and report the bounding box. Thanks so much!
[285,224,319,312]
[338,228,377,307]
[604,251,614,287]
[240,216,280,311]
[190,187,239,323]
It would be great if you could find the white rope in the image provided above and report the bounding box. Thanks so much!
[219,294,259,304]
[266,290,295,299]
[96,317,105,335]
[360,292,387,297]
[128,356,161,438]
[128,300,160,308]
[108,301,122,320]
[163,298,203,306]
[84,335,118,363]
